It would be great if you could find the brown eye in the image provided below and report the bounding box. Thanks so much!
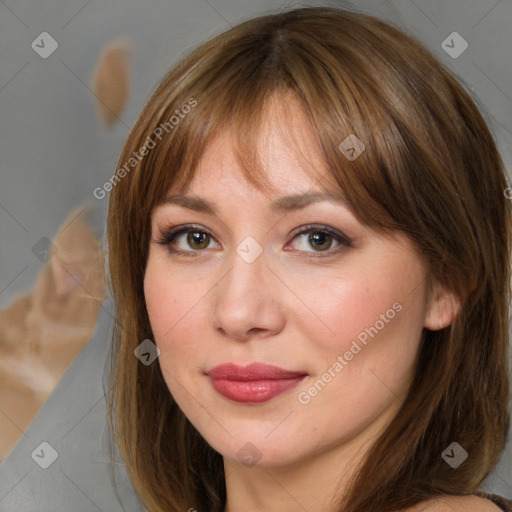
[307,232,334,251]
[186,231,210,250]
[156,223,351,258]
[289,224,351,255]
[156,224,220,256]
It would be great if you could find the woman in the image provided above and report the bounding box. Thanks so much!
[106,6,512,512]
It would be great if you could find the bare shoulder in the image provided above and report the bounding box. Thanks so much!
[405,495,502,512]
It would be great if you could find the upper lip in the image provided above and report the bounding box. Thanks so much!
[206,363,308,381]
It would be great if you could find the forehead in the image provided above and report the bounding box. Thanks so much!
[171,93,337,198]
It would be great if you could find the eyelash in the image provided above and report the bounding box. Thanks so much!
[155,223,352,258]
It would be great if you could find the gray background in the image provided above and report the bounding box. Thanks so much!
[0,0,511,509]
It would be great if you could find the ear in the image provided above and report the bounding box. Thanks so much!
[424,281,461,331]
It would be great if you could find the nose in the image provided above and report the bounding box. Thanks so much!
[211,245,286,341]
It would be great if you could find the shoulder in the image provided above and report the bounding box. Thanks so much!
[405,495,504,511]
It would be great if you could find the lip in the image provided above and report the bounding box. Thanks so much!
[206,363,308,404]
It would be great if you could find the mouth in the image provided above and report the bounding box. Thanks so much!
[205,362,308,404]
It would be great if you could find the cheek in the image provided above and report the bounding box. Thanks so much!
[143,259,212,386]
[290,268,406,356]
[144,259,202,339]
[293,279,425,438]
[292,256,427,389]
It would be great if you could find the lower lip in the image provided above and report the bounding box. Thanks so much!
[210,376,306,403]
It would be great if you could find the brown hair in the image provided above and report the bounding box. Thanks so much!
[106,6,511,512]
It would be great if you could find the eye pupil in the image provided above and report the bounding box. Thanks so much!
[188,231,209,249]
[309,232,332,251]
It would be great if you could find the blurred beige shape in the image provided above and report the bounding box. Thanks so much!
[0,206,105,461]
[90,38,132,128]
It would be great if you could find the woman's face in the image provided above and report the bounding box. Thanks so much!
[144,97,453,469]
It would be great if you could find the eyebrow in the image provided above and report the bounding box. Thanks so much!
[159,191,348,215]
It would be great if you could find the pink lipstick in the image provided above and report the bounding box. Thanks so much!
[206,363,307,403]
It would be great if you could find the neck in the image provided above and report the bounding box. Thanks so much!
[222,421,384,512]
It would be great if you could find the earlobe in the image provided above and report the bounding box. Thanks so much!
[424,283,461,331]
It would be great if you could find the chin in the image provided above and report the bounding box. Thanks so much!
[196,426,314,469]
